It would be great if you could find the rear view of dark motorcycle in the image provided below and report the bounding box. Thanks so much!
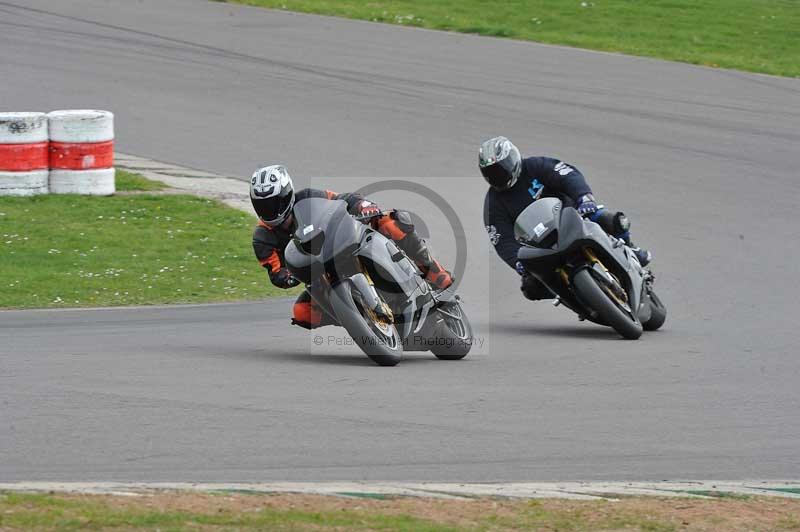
[285,197,473,366]
[514,198,666,339]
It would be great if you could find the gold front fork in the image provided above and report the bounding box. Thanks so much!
[583,247,607,271]
[558,248,605,286]
[583,247,629,307]
[557,267,569,285]
[358,258,394,323]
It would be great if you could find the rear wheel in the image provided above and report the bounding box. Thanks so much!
[431,300,473,360]
[642,288,667,331]
[329,283,403,366]
[572,268,643,340]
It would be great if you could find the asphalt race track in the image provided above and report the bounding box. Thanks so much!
[1,0,799,482]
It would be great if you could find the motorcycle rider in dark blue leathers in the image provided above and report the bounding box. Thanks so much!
[480,136,652,301]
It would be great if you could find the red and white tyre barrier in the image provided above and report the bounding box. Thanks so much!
[0,112,49,196]
[47,110,115,195]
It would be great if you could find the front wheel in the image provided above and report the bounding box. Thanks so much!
[329,282,403,366]
[572,268,643,340]
[431,300,473,360]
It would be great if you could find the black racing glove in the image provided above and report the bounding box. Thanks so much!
[271,268,300,289]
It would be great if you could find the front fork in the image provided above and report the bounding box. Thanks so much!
[559,247,630,307]
[351,259,394,323]
[556,247,604,286]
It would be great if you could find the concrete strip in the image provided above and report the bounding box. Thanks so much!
[1,481,798,500]
[116,152,253,213]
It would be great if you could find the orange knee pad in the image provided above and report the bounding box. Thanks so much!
[375,214,409,241]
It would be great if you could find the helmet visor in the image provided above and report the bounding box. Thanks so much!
[481,157,518,190]
[257,191,294,226]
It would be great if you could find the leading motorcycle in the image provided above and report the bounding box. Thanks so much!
[285,197,473,366]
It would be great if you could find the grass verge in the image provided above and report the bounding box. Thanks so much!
[0,172,288,309]
[2,491,800,531]
[227,0,800,78]
[115,169,169,192]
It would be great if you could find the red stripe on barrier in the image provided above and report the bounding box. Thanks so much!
[0,142,49,171]
[49,140,114,170]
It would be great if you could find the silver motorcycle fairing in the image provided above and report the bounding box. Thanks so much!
[355,231,425,297]
[516,199,646,320]
[514,197,561,247]
[285,198,367,286]
[285,197,437,342]
[354,229,434,339]
[284,240,315,285]
[295,199,364,258]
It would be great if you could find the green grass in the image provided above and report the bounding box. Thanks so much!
[3,491,799,531]
[115,169,168,192]
[0,176,289,309]
[483,499,678,532]
[227,0,800,77]
[0,493,454,532]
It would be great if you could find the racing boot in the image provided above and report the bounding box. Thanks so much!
[623,235,652,267]
[631,246,652,267]
[422,256,454,291]
[397,233,453,290]
[592,209,652,267]
[375,211,453,290]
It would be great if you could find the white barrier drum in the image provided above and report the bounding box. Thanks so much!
[0,112,49,196]
[47,110,115,195]
[49,168,116,196]
[0,170,49,196]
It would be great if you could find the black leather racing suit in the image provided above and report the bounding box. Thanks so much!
[483,157,630,300]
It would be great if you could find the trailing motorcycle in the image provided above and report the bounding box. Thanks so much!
[285,197,473,366]
[515,197,666,339]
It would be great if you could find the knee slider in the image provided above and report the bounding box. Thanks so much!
[291,318,316,330]
[391,210,415,233]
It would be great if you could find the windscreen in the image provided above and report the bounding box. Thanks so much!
[292,198,347,240]
[513,197,561,244]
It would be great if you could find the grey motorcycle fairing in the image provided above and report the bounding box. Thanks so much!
[355,232,424,298]
[294,198,362,262]
[285,198,363,286]
[285,197,442,347]
[514,197,561,247]
[354,229,433,340]
[515,198,646,321]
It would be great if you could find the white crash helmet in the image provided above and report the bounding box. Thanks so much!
[250,164,295,227]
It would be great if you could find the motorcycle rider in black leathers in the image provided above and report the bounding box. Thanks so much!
[250,165,453,329]
[480,136,652,301]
